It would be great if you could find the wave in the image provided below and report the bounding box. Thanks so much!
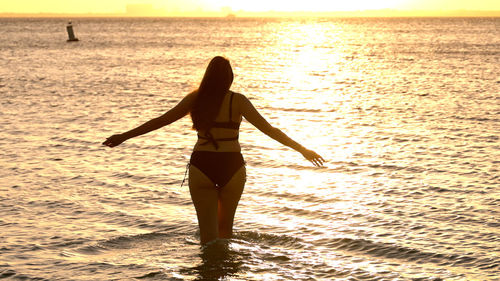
[134,271,168,279]
[323,236,499,270]
[0,268,16,279]
[73,228,184,255]
[69,229,306,259]
[254,189,336,206]
[233,231,307,249]
[452,115,499,123]
[49,136,96,146]
[328,160,497,186]
[267,106,334,113]
[0,268,50,281]
[178,231,354,280]
[328,160,433,175]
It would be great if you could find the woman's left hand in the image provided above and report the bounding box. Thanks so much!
[300,149,325,167]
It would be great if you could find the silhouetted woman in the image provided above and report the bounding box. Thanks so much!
[103,56,324,244]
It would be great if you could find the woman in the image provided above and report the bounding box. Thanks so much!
[103,56,324,245]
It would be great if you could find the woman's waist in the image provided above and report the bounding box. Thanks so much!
[197,132,239,140]
[193,140,241,152]
[191,150,242,155]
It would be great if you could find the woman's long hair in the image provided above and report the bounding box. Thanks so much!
[191,56,234,132]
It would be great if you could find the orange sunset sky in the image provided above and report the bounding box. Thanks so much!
[1,0,499,16]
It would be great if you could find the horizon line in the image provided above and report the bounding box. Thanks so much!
[1,9,499,18]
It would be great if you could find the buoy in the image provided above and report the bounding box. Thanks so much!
[66,21,79,42]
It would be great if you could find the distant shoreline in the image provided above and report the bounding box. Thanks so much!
[1,10,499,18]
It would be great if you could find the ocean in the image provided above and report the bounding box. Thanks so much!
[0,17,498,280]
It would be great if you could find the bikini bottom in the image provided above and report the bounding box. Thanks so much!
[189,151,245,188]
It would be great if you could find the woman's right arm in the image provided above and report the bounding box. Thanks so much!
[103,91,196,147]
[239,94,325,167]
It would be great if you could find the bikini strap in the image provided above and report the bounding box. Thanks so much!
[181,162,190,188]
[197,134,238,149]
[202,131,219,150]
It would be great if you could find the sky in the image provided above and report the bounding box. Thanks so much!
[1,0,499,14]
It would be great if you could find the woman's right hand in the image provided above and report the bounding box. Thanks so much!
[102,134,127,147]
[300,148,325,167]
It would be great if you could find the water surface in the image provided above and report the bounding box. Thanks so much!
[0,17,499,280]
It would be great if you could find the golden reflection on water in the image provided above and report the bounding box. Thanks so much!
[256,20,349,102]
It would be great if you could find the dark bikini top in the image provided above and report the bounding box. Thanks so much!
[198,92,240,149]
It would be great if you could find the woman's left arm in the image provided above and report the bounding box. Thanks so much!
[103,91,196,147]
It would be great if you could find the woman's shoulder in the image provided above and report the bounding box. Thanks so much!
[230,91,253,114]
[185,90,198,100]
[230,91,248,102]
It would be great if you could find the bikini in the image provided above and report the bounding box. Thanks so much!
[188,92,245,188]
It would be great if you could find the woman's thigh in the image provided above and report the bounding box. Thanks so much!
[218,166,246,224]
[189,165,219,242]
